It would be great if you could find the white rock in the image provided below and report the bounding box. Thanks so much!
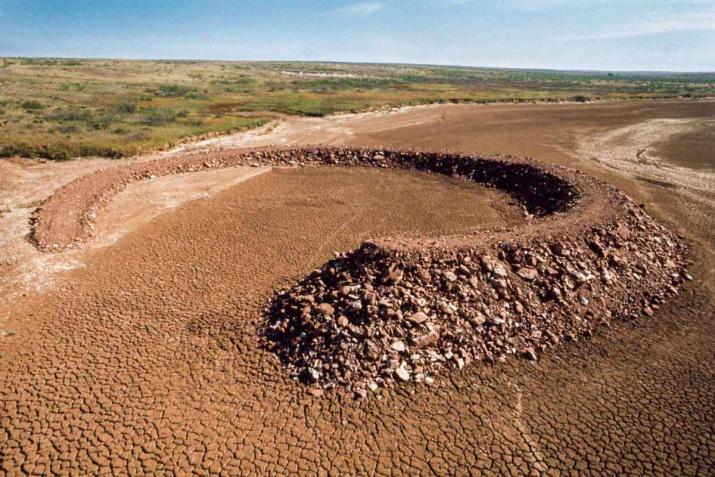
[395,363,411,382]
[390,340,406,352]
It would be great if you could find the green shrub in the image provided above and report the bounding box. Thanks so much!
[58,123,78,134]
[43,143,73,161]
[116,101,137,113]
[89,114,117,130]
[155,84,196,97]
[0,142,73,160]
[77,144,123,158]
[0,142,38,158]
[570,95,590,103]
[49,107,93,122]
[138,107,178,126]
[21,100,45,111]
[185,91,206,99]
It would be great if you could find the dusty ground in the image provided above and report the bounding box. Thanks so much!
[1,99,714,475]
[0,160,269,318]
[93,166,272,249]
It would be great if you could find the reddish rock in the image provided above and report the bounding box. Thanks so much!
[517,267,539,281]
[407,312,429,325]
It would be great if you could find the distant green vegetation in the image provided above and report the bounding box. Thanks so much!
[1,58,713,160]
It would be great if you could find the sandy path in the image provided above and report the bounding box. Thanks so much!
[0,157,127,320]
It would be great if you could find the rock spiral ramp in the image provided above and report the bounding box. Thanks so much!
[30,146,690,396]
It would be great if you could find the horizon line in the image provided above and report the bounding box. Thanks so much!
[2,55,714,75]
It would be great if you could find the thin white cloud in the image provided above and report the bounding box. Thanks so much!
[564,13,715,40]
[333,2,385,17]
[441,0,595,11]
[442,0,714,12]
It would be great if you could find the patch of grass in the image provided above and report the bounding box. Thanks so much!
[57,123,78,134]
[138,107,179,126]
[18,58,82,67]
[116,101,137,113]
[89,113,118,130]
[49,107,94,122]
[1,58,713,160]
[155,84,198,98]
[21,100,45,111]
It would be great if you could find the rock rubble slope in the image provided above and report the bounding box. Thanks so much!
[29,147,690,396]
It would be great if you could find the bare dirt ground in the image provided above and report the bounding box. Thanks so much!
[0,161,269,319]
[1,99,714,475]
[93,166,271,249]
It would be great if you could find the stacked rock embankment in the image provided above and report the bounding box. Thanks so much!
[253,149,689,396]
[29,147,690,398]
[31,147,575,251]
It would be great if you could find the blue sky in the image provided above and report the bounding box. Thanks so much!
[1,0,713,71]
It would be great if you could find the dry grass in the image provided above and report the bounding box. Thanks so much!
[1,58,713,160]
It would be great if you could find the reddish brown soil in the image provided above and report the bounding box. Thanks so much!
[29,149,536,253]
[1,100,714,476]
[28,144,689,394]
[3,167,530,475]
[652,119,715,171]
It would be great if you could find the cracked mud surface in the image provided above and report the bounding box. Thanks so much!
[1,100,714,476]
[3,167,534,475]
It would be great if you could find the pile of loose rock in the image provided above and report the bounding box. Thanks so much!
[254,148,689,396]
[30,145,690,398]
[31,147,578,251]
[262,222,688,396]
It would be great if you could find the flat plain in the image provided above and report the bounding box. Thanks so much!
[0,61,714,476]
[2,58,713,159]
